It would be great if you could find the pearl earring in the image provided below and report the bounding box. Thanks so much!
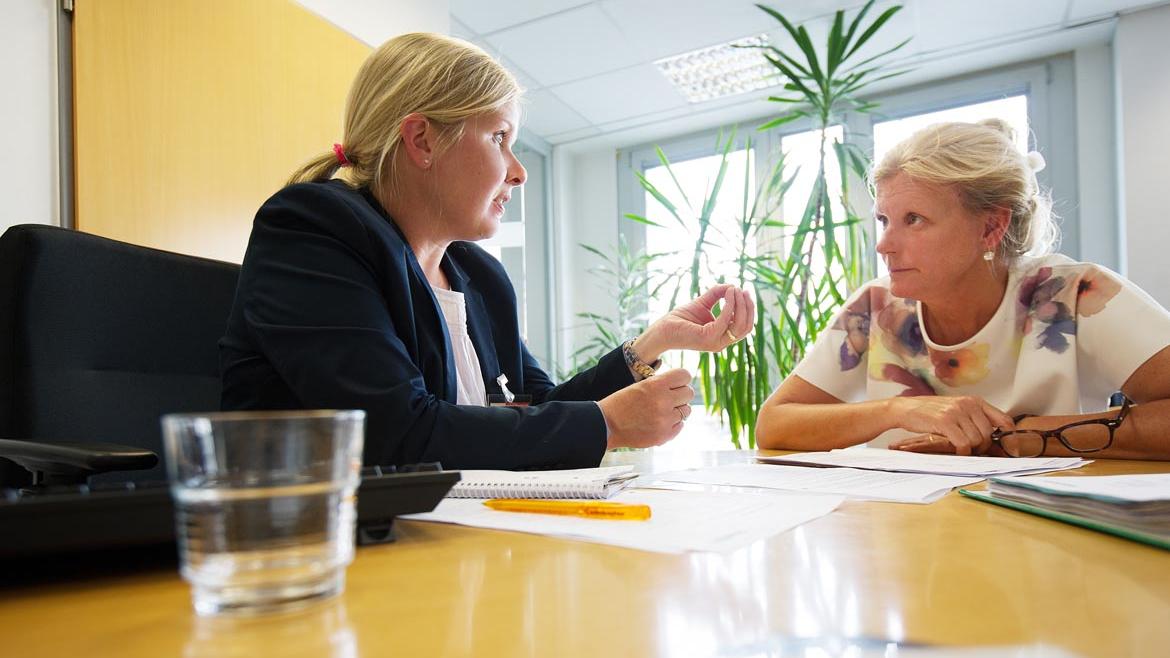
[983,250,994,261]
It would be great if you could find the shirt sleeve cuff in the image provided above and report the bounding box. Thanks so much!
[595,400,611,440]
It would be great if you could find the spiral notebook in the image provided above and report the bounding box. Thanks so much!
[447,465,639,499]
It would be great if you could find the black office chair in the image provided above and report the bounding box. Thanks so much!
[0,224,240,487]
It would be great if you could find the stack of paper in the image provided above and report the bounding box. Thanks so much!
[404,488,844,554]
[962,473,1170,549]
[758,448,1087,477]
[648,463,980,504]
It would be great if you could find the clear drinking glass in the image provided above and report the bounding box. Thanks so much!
[161,410,365,616]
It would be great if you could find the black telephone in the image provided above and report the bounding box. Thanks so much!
[0,439,459,557]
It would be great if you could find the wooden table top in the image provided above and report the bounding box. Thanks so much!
[2,450,1167,657]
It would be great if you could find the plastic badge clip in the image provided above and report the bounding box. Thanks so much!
[496,374,516,404]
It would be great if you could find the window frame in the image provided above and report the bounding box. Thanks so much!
[477,134,557,368]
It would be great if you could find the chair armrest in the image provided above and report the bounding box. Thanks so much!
[0,439,159,486]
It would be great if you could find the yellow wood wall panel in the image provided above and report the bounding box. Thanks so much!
[74,0,372,262]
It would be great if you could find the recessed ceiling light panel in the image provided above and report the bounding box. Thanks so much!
[655,34,775,104]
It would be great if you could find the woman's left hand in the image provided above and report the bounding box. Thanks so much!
[633,284,755,362]
[889,433,1008,457]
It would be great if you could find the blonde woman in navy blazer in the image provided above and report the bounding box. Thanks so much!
[220,34,753,470]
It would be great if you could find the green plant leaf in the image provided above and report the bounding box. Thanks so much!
[698,130,735,223]
[826,9,846,77]
[842,40,912,83]
[763,45,812,79]
[633,169,687,231]
[762,54,819,103]
[757,4,802,47]
[839,67,911,97]
[843,6,905,63]
[842,0,877,55]
[758,111,807,131]
[623,213,665,228]
[655,146,698,218]
[795,25,825,92]
[578,243,613,263]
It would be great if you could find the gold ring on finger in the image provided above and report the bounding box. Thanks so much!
[725,329,737,342]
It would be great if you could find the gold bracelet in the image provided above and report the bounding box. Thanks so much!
[622,338,660,379]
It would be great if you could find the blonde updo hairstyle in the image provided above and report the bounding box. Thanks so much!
[288,32,522,200]
[871,119,1058,261]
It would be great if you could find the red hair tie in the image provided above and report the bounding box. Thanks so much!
[333,143,350,167]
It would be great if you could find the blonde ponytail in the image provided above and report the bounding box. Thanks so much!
[286,33,521,200]
[287,152,344,188]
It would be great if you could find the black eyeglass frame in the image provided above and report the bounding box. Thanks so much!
[990,396,1132,457]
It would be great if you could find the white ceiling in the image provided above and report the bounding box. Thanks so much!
[302,1,1170,150]
[446,0,1168,148]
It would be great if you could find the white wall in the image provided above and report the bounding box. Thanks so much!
[0,0,448,241]
[1075,43,1119,270]
[1115,3,1170,308]
[551,148,621,362]
[2,0,59,233]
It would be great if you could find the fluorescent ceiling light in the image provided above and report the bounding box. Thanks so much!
[655,35,774,104]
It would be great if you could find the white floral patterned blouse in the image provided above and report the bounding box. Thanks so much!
[792,254,1170,445]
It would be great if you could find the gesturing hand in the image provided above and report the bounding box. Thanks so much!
[598,368,694,449]
[885,395,1015,456]
[633,284,755,362]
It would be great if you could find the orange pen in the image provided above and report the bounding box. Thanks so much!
[483,499,651,520]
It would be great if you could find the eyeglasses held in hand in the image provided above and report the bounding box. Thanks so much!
[990,396,1132,458]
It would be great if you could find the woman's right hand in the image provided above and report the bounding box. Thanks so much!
[598,368,694,449]
[886,395,1015,456]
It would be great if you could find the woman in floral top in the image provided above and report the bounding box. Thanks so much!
[756,119,1170,459]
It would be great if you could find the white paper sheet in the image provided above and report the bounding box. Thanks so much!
[402,488,843,554]
[649,463,981,504]
[758,448,1088,477]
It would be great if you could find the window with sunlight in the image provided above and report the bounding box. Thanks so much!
[641,146,763,449]
[643,147,755,373]
[779,125,847,285]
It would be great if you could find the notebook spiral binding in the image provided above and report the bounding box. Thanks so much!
[449,481,611,499]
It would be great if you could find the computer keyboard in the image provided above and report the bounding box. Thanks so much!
[0,465,460,558]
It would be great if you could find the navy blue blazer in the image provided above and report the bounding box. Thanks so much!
[220,180,633,469]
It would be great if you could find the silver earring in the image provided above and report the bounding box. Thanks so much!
[983,250,994,261]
